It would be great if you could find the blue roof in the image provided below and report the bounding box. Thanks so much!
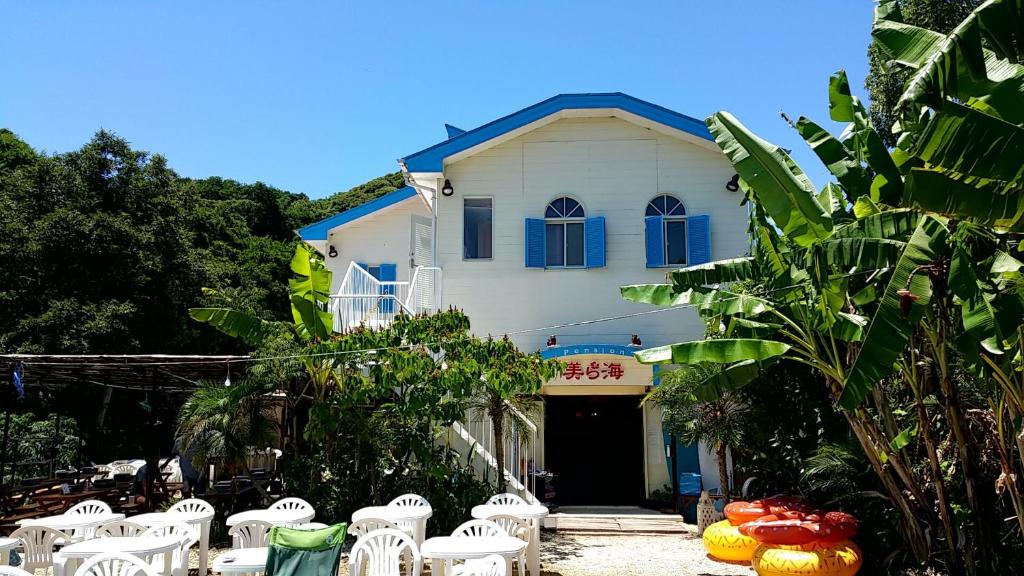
[401,93,712,172]
[297,186,418,241]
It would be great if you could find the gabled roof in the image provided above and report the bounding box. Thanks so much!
[400,93,713,172]
[297,186,418,242]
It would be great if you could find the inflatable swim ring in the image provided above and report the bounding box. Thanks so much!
[752,539,861,576]
[702,519,759,562]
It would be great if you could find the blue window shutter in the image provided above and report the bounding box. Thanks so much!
[645,216,664,268]
[584,216,606,268]
[378,263,397,313]
[525,218,545,268]
[687,215,711,265]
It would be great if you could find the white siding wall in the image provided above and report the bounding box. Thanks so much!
[322,197,431,293]
[439,116,747,353]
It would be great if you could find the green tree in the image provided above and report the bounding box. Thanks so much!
[645,364,748,501]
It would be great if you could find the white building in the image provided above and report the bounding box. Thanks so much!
[299,93,747,506]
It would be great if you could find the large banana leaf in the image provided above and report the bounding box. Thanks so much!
[620,284,774,318]
[827,71,904,205]
[810,238,908,272]
[905,167,1024,230]
[707,112,833,246]
[725,317,782,339]
[831,209,920,239]
[913,100,1024,185]
[289,244,333,304]
[636,338,791,365]
[873,0,1024,124]
[290,295,333,341]
[666,257,756,290]
[189,308,280,346]
[841,215,950,409]
[950,246,1024,354]
[690,358,780,402]
[795,117,871,201]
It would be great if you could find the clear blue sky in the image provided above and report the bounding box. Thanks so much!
[1,1,874,199]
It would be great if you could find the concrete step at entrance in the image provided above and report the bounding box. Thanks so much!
[543,506,693,534]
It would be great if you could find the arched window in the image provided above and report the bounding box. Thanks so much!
[544,196,586,267]
[646,194,688,266]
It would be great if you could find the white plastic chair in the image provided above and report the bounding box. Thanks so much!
[9,526,70,573]
[67,500,112,515]
[93,465,112,479]
[0,567,33,576]
[451,519,504,539]
[269,497,314,515]
[451,555,507,576]
[485,493,526,506]
[112,464,137,476]
[167,498,213,515]
[387,494,431,510]
[348,528,421,576]
[349,518,404,539]
[96,520,146,538]
[73,552,161,576]
[140,521,196,576]
[227,520,274,549]
[486,515,528,576]
[297,522,329,530]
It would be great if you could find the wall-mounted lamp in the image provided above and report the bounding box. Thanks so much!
[441,179,455,197]
[328,245,338,258]
[629,334,642,348]
[725,174,740,192]
[546,335,558,348]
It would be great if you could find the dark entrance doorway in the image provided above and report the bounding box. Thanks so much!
[544,395,645,506]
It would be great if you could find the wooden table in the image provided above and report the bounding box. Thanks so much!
[421,536,526,576]
[352,506,432,545]
[471,504,548,576]
[132,509,216,576]
[52,534,179,576]
[18,511,125,541]
[212,546,268,574]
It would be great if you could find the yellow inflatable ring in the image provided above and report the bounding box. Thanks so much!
[703,519,759,562]
[752,539,862,576]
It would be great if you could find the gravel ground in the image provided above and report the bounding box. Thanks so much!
[538,531,753,576]
[194,530,754,576]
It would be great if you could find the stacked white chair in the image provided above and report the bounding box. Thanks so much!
[111,464,137,476]
[485,494,526,506]
[66,501,112,516]
[451,555,507,576]
[0,566,33,576]
[348,528,421,576]
[387,494,430,510]
[451,520,504,539]
[269,497,313,513]
[9,526,70,574]
[227,520,274,549]
[167,498,213,515]
[72,552,160,576]
[95,520,146,538]
[139,521,196,576]
[486,515,529,576]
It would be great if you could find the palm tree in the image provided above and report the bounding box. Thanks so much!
[176,378,279,487]
[646,364,748,501]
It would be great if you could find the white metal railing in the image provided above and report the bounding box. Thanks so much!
[453,405,538,503]
[330,263,443,333]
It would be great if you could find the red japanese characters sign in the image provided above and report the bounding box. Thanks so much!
[563,360,625,381]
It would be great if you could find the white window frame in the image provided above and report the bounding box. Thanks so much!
[462,195,494,261]
[544,196,586,269]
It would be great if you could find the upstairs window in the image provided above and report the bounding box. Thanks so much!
[524,197,605,269]
[544,197,586,267]
[463,197,493,259]
[645,194,710,268]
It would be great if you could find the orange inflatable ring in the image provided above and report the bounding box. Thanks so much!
[752,539,862,576]
[703,519,759,562]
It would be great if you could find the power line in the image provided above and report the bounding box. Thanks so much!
[6,269,878,370]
